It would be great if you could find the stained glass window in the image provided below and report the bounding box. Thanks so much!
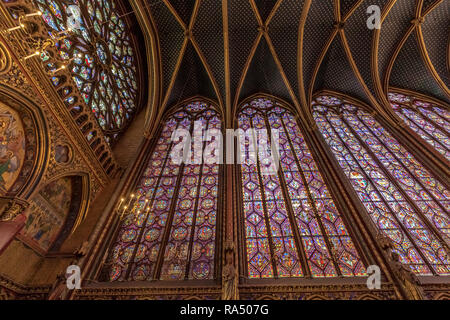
[107,101,221,281]
[313,95,450,275]
[388,92,450,160]
[33,0,139,143]
[238,97,365,279]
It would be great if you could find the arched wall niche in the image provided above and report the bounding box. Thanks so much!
[48,172,90,252]
[0,101,25,194]
[0,85,47,199]
[17,173,89,254]
[0,85,91,255]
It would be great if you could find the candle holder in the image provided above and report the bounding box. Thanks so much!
[43,52,83,75]
[1,11,42,34]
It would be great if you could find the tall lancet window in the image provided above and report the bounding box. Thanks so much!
[108,101,221,281]
[238,97,365,279]
[388,92,450,160]
[313,95,450,275]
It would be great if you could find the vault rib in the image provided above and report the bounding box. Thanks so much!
[190,37,225,110]
[163,0,187,30]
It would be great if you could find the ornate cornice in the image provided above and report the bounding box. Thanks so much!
[0,273,50,299]
[73,284,221,300]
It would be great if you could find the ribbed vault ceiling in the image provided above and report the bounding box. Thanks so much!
[139,0,449,127]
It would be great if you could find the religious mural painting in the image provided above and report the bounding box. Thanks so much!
[55,144,71,163]
[20,176,73,251]
[0,102,25,194]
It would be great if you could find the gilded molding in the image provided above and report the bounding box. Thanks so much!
[0,41,11,75]
[0,273,50,300]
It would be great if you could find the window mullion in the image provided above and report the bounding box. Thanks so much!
[400,108,449,153]
[153,120,194,279]
[279,115,342,276]
[184,118,210,279]
[354,113,449,249]
[124,119,182,280]
[263,114,312,277]
[407,99,450,135]
[249,116,279,278]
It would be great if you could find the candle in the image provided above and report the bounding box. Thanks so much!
[119,205,128,220]
[24,11,42,18]
[56,28,72,36]
[142,198,149,212]
[133,210,141,224]
[23,51,41,60]
[50,64,66,74]
[117,198,124,212]
[126,193,135,208]
[5,24,24,32]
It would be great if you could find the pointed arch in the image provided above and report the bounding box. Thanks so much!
[305,294,329,300]
[47,173,89,252]
[0,85,48,199]
[105,96,223,282]
[388,89,450,160]
[255,294,281,300]
[433,292,450,300]
[236,94,366,279]
[312,92,450,275]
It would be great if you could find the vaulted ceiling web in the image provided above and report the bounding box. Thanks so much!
[239,37,292,104]
[314,37,368,104]
[419,2,449,93]
[387,0,449,102]
[340,0,361,18]
[140,0,449,128]
[390,33,448,101]
[227,0,260,114]
[254,0,279,22]
[165,42,217,108]
[268,0,306,102]
[167,0,196,25]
